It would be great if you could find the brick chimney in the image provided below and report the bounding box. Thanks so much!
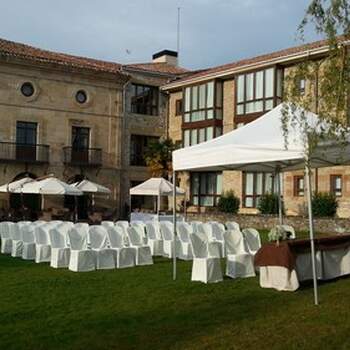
[152,50,178,66]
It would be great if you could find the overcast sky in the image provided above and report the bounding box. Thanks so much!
[0,0,320,70]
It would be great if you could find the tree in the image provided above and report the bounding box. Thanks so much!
[282,0,350,154]
[144,138,177,178]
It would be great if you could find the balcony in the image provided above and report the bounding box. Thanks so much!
[63,147,102,167]
[0,142,49,164]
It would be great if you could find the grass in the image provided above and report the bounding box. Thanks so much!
[1,231,350,350]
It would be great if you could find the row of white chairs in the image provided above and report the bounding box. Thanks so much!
[0,221,154,272]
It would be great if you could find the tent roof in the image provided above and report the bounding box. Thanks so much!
[130,177,185,196]
[21,177,83,196]
[0,177,34,193]
[173,103,350,172]
[71,180,111,194]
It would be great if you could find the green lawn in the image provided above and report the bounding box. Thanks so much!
[1,231,350,350]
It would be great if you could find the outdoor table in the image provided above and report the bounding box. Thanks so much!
[254,234,350,291]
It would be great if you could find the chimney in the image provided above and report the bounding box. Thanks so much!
[152,50,178,66]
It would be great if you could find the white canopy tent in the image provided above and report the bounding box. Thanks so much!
[171,103,350,305]
[72,180,111,208]
[130,177,185,215]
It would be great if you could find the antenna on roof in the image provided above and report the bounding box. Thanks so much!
[177,7,181,65]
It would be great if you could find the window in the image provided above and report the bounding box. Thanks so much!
[175,99,183,116]
[72,127,90,149]
[20,82,35,97]
[191,172,222,206]
[236,67,283,116]
[16,121,38,162]
[183,81,222,122]
[294,176,304,196]
[330,175,342,197]
[183,127,222,147]
[131,84,159,116]
[243,172,281,208]
[76,90,88,104]
[130,135,159,166]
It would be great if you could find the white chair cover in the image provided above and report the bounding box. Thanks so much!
[21,224,36,260]
[115,221,130,246]
[34,225,52,263]
[0,222,14,254]
[127,226,153,266]
[190,221,202,234]
[107,226,135,268]
[88,226,115,269]
[225,230,255,279]
[49,225,71,268]
[176,222,193,260]
[68,227,95,272]
[242,228,261,255]
[145,222,163,256]
[199,223,223,257]
[101,221,115,228]
[160,221,176,258]
[226,221,240,232]
[10,223,24,257]
[189,233,223,283]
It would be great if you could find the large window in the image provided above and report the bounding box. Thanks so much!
[184,81,222,122]
[243,172,282,208]
[130,135,159,166]
[330,175,342,197]
[293,176,304,197]
[131,84,159,116]
[236,67,283,116]
[191,172,222,206]
[183,126,222,147]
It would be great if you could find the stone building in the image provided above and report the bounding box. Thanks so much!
[0,38,187,218]
[162,38,350,218]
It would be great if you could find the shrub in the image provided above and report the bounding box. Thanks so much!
[312,192,338,217]
[217,191,240,214]
[257,193,284,215]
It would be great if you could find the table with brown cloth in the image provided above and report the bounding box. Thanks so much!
[254,234,350,291]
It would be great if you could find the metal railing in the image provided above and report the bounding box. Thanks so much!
[63,147,102,167]
[0,142,49,163]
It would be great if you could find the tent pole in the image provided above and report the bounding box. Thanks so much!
[305,163,319,305]
[157,192,160,217]
[172,170,177,280]
[276,170,283,225]
[184,192,187,220]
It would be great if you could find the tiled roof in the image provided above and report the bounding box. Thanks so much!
[164,37,343,88]
[123,62,189,75]
[0,37,124,75]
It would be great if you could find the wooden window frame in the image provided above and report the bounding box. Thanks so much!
[242,172,275,208]
[235,66,284,122]
[175,99,183,116]
[293,175,304,197]
[182,123,223,147]
[130,83,159,116]
[190,172,222,207]
[129,135,159,166]
[330,174,342,197]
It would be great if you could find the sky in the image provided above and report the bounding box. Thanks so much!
[0,0,321,70]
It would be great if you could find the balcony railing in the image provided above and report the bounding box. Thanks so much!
[0,142,49,163]
[63,147,102,167]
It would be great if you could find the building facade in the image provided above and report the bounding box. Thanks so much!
[163,38,350,218]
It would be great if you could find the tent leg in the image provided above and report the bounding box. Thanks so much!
[172,170,177,281]
[276,171,283,225]
[305,164,319,305]
[157,193,160,217]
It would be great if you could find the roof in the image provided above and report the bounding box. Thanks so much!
[0,37,125,76]
[123,62,189,75]
[163,37,348,89]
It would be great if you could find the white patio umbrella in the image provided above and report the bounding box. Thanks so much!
[71,180,111,208]
[130,177,185,215]
[21,177,83,218]
[171,103,350,305]
[0,177,34,193]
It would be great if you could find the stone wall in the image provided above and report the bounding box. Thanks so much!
[185,212,350,234]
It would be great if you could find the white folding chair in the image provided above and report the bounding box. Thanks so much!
[190,221,202,234]
[189,232,223,284]
[226,221,240,232]
[49,225,71,268]
[0,222,14,254]
[197,223,222,258]
[34,225,52,263]
[88,226,115,269]
[116,221,130,246]
[159,221,176,258]
[126,226,153,266]
[131,223,147,244]
[177,222,193,260]
[145,222,163,256]
[107,226,135,268]
[21,224,36,260]
[68,227,95,272]
[225,230,256,279]
[11,223,24,257]
[242,228,261,255]
[210,222,226,257]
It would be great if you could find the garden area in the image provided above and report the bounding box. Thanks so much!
[1,230,350,350]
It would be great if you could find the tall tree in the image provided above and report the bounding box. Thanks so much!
[144,138,177,178]
[282,0,350,153]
